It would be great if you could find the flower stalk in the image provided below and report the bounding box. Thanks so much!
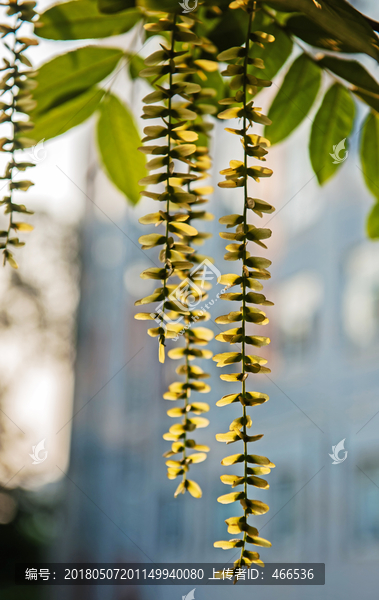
[135,12,216,496]
[213,0,276,574]
[0,0,38,268]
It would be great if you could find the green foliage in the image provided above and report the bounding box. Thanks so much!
[317,56,379,97]
[360,111,379,202]
[24,42,147,201]
[309,83,355,185]
[98,0,136,14]
[266,53,321,144]
[360,111,379,238]
[0,0,38,269]
[366,203,379,240]
[266,0,379,60]
[284,14,354,54]
[97,94,146,205]
[35,0,141,40]
[353,88,379,114]
[24,0,379,228]
[214,0,275,575]
[4,0,379,563]
[30,46,124,116]
[205,6,247,52]
[249,21,293,83]
[24,87,105,141]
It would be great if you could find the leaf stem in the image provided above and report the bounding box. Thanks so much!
[240,6,254,568]
[3,16,20,264]
[161,13,177,340]
[182,345,190,484]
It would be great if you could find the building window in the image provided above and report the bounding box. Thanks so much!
[355,462,379,544]
[343,243,379,348]
[276,272,323,361]
[270,474,297,541]
[157,496,183,550]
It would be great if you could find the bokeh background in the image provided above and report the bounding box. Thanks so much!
[1,0,379,598]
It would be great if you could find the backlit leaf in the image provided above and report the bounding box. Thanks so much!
[217,491,244,504]
[221,453,244,466]
[31,46,124,116]
[250,22,293,84]
[214,539,243,549]
[266,54,321,145]
[309,83,355,185]
[366,203,379,240]
[360,111,379,202]
[36,0,141,40]
[186,479,202,498]
[267,0,379,61]
[97,94,146,205]
[25,87,104,141]
[317,56,379,97]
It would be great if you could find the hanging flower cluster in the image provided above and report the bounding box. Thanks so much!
[0,0,37,268]
[135,13,216,496]
[213,0,276,574]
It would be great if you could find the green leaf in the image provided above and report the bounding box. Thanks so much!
[128,53,146,80]
[285,15,354,54]
[265,54,321,145]
[266,0,379,61]
[309,83,355,185]
[250,22,293,84]
[24,87,104,141]
[98,0,135,14]
[36,0,141,40]
[352,88,379,114]
[193,69,228,115]
[317,56,379,97]
[206,8,247,51]
[97,94,146,205]
[360,111,379,202]
[32,46,123,116]
[366,203,379,240]
[137,0,189,11]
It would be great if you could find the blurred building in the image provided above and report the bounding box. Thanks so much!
[55,53,379,600]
